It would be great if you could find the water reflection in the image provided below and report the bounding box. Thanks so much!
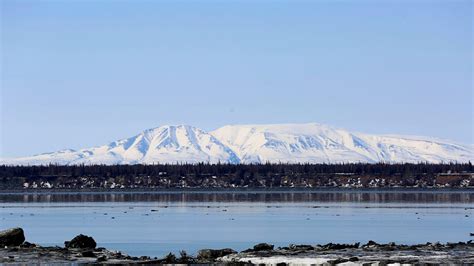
[0,190,472,203]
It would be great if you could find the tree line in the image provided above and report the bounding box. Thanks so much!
[1,162,471,178]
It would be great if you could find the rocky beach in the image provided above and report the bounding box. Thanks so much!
[1,227,473,264]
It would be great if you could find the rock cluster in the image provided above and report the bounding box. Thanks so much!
[0,228,152,263]
[1,228,474,264]
[221,240,474,264]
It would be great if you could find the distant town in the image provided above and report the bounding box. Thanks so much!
[1,163,472,190]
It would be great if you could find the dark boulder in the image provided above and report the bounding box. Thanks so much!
[253,243,274,251]
[362,240,379,248]
[0,228,25,247]
[319,242,359,250]
[20,241,36,248]
[366,240,378,246]
[65,234,97,249]
[197,248,236,261]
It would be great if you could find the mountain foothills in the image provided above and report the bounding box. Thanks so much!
[1,123,472,165]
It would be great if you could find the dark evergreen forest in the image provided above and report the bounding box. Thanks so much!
[0,162,472,189]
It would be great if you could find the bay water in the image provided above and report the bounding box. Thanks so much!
[1,189,472,257]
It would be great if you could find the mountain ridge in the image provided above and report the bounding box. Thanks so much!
[1,123,472,165]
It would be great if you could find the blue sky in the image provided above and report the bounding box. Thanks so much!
[1,0,472,157]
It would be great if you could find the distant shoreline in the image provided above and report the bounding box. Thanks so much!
[1,187,474,194]
[2,163,472,190]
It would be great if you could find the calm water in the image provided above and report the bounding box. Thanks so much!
[1,189,473,257]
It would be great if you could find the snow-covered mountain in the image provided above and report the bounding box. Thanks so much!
[2,125,240,165]
[211,123,473,163]
[1,123,472,165]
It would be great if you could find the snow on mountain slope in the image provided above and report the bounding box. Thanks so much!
[1,123,472,165]
[1,125,240,165]
[210,123,473,163]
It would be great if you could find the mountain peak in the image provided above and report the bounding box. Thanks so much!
[141,124,196,134]
[1,123,472,165]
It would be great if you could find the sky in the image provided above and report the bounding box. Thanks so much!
[1,0,472,157]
